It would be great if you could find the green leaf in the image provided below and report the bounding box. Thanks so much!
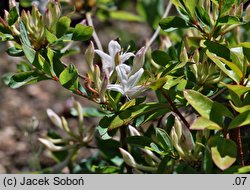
[126,136,153,148]
[7,47,24,56]
[99,103,169,130]
[109,11,144,22]
[7,71,48,88]
[190,117,222,130]
[155,128,173,150]
[151,50,172,66]
[204,40,230,60]
[202,147,213,174]
[7,7,19,26]
[59,64,79,92]
[148,77,168,90]
[159,16,188,32]
[19,21,31,47]
[208,136,237,170]
[46,29,58,44]
[229,111,250,129]
[230,103,250,113]
[217,16,241,25]
[184,90,213,119]
[207,51,242,84]
[211,0,237,15]
[72,24,93,41]
[195,6,211,26]
[225,84,250,97]
[56,16,71,38]
[22,44,36,63]
[183,0,198,17]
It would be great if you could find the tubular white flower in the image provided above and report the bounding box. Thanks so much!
[95,40,134,76]
[107,64,145,98]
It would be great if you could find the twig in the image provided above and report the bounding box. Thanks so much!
[86,12,103,51]
[161,89,190,128]
[145,2,172,52]
[237,128,245,166]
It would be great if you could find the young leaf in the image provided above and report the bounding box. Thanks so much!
[72,24,93,41]
[195,6,211,26]
[59,64,79,92]
[7,47,24,56]
[7,7,19,26]
[204,41,230,60]
[19,21,31,47]
[56,16,71,38]
[217,16,241,25]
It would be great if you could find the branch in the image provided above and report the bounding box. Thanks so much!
[145,2,172,52]
[86,12,103,51]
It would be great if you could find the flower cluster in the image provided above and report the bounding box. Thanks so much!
[95,40,146,99]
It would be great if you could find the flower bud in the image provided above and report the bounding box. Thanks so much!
[228,4,236,16]
[47,108,62,129]
[9,0,17,9]
[244,4,250,22]
[99,74,108,103]
[193,49,200,63]
[85,41,95,76]
[236,3,243,17]
[119,148,137,167]
[180,47,188,63]
[61,116,70,133]
[128,125,141,136]
[131,46,145,75]
[39,138,69,151]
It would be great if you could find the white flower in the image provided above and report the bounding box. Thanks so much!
[107,63,145,98]
[95,40,134,76]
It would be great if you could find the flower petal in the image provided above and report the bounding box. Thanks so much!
[127,68,144,88]
[131,46,145,75]
[126,85,145,98]
[108,40,121,59]
[120,52,135,63]
[116,64,129,82]
[107,84,124,95]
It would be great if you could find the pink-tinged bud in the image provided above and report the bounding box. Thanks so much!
[9,0,17,9]
[228,4,236,16]
[131,46,145,75]
[54,0,62,19]
[4,10,9,22]
[119,148,137,167]
[85,41,95,74]
[236,3,243,17]
[100,74,108,103]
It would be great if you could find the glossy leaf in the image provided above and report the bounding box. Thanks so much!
[7,7,19,26]
[59,64,79,92]
[225,84,250,97]
[209,136,237,170]
[152,50,172,66]
[190,117,222,130]
[207,51,242,83]
[195,6,211,26]
[155,128,173,150]
[126,136,153,148]
[99,103,169,130]
[217,16,241,25]
[7,71,48,88]
[159,16,188,32]
[184,90,213,119]
[229,111,250,129]
[19,21,31,47]
[7,47,24,56]
[204,41,230,60]
[72,24,93,41]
